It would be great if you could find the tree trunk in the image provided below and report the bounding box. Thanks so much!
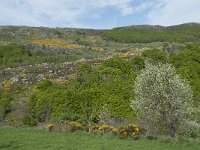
[170,125,179,142]
[88,121,92,132]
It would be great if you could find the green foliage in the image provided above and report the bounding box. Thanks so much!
[103,56,133,74]
[169,44,200,100]
[0,96,11,114]
[27,57,137,126]
[36,80,53,90]
[0,44,30,67]
[0,84,12,120]
[0,43,78,68]
[29,85,79,123]
[141,49,168,63]
[130,56,145,72]
[168,44,200,124]
[23,116,37,127]
[75,57,137,122]
[76,88,104,126]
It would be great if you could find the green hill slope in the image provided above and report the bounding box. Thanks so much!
[0,24,200,136]
[103,23,200,43]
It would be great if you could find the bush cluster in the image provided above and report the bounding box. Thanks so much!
[46,121,84,132]
[66,121,84,132]
[45,121,140,140]
[91,124,117,135]
[91,124,140,139]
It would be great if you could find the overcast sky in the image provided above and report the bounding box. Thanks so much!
[0,0,200,29]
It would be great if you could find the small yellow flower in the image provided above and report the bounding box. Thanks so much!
[135,127,140,133]
[131,132,136,136]
[47,123,54,131]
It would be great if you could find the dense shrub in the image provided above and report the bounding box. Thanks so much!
[130,56,145,72]
[0,81,12,120]
[141,48,168,63]
[23,116,37,127]
[65,121,84,132]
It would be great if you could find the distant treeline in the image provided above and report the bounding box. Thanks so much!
[102,23,200,43]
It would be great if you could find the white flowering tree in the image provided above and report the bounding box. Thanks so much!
[132,62,193,140]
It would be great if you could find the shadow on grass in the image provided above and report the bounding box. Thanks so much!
[0,141,19,149]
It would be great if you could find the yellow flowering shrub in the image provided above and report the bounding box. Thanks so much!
[47,123,54,131]
[91,124,117,134]
[119,52,130,58]
[119,129,128,138]
[111,128,118,135]
[118,124,140,139]
[91,124,140,138]
[2,80,12,92]
[66,121,84,132]
[32,39,83,49]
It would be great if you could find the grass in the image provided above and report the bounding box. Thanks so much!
[0,127,199,150]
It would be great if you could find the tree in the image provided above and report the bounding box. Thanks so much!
[77,88,103,132]
[132,62,194,141]
[130,56,145,72]
[141,48,168,63]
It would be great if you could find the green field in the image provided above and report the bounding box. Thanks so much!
[0,127,199,150]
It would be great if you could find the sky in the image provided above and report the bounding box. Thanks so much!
[0,0,200,29]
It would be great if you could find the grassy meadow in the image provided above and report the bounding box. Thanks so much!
[0,127,199,150]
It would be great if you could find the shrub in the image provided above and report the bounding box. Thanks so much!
[65,121,84,132]
[91,124,116,134]
[118,124,140,139]
[118,126,128,138]
[180,121,200,139]
[111,128,118,135]
[36,80,53,90]
[23,116,37,127]
[47,123,54,131]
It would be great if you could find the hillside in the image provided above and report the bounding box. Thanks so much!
[0,24,200,143]
[0,25,162,85]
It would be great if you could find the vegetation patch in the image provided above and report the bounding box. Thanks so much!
[32,38,83,49]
